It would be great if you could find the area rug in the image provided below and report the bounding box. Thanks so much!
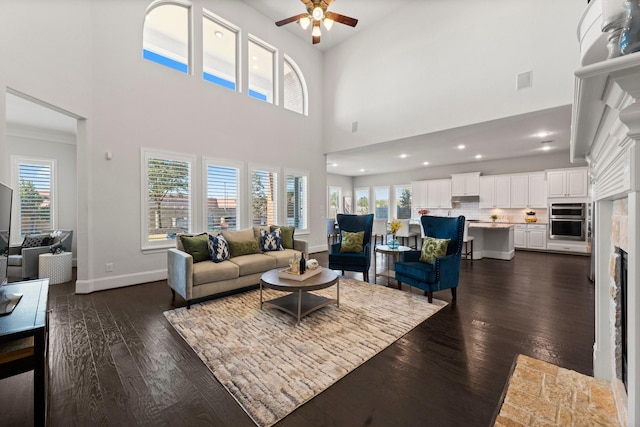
[493,354,620,427]
[164,278,446,427]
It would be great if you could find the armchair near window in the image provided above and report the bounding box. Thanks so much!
[394,216,465,303]
[7,230,73,280]
[329,214,374,282]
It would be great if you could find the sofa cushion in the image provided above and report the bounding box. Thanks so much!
[253,225,270,240]
[270,225,295,249]
[262,248,300,268]
[22,234,51,249]
[8,254,22,267]
[208,233,230,263]
[223,228,256,244]
[419,237,450,264]
[228,254,276,276]
[260,228,283,252]
[179,233,210,263]
[395,261,437,283]
[228,239,261,257]
[340,230,364,253]
[192,260,239,286]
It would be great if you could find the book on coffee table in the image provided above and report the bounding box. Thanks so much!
[278,266,322,281]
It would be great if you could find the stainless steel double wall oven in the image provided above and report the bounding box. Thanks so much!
[549,202,586,241]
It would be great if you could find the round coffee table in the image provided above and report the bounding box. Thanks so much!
[260,268,339,324]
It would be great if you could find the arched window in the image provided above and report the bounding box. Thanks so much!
[283,55,308,115]
[143,1,191,74]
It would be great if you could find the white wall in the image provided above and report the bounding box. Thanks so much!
[323,0,586,154]
[1,0,326,292]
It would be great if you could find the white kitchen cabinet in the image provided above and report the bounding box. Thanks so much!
[426,179,451,209]
[514,224,547,250]
[479,175,510,208]
[411,181,428,208]
[510,172,547,208]
[451,172,480,196]
[547,168,588,198]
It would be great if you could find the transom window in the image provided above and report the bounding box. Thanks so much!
[143,2,191,74]
[203,11,238,91]
[248,37,275,103]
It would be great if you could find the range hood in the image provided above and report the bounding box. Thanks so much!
[451,195,480,203]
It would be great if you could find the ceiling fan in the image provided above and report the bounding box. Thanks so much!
[275,0,358,45]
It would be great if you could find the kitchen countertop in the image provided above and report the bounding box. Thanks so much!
[469,222,515,229]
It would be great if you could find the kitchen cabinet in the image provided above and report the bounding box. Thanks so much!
[451,172,480,196]
[510,172,547,208]
[514,224,547,250]
[479,175,510,208]
[426,179,451,209]
[547,168,588,198]
[411,181,427,208]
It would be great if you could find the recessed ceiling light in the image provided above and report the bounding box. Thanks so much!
[457,144,466,150]
[331,163,338,167]
[475,154,483,159]
[253,65,259,70]
[542,146,552,151]
[252,55,258,61]
[359,169,366,173]
[215,31,224,38]
[423,161,429,166]
[399,154,408,159]
[534,131,551,138]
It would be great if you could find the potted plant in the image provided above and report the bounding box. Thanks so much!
[490,214,498,223]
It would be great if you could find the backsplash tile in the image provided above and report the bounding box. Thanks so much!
[412,202,547,223]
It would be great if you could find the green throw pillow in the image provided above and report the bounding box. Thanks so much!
[180,233,210,263]
[340,230,364,253]
[419,237,450,264]
[271,225,295,249]
[228,239,262,257]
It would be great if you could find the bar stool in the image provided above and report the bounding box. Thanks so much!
[462,220,474,262]
[396,219,419,249]
[372,219,388,245]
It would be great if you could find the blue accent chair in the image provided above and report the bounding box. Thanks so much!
[394,215,465,303]
[329,213,374,282]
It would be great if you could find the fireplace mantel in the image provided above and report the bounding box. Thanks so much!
[571,49,640,426]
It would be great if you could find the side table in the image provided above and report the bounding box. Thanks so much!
[374,244,413,285]
[39,252,72,284]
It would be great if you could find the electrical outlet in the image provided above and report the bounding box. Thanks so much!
[105,263,114,272]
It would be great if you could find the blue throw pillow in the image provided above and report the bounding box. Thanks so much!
[260,228,283,252]
[208,233,230,263]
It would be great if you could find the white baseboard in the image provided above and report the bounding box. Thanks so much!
[75,269,167,294]
[308,244,328,254]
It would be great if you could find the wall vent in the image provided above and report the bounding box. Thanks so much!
[516,71,533,90]
[352,121,358,133]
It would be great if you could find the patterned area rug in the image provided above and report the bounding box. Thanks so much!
[164,278,446,427]
[494,354,620,426]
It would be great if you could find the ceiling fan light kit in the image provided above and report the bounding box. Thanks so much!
[275,0,358,45]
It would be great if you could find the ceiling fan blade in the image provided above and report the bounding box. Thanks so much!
[300,0,314,9]
[321,0,335,8]
[325,11,358,27]
[275,13,308,27]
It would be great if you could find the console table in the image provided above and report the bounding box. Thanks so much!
[0,279,49,426]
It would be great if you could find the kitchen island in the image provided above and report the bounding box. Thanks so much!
[468,222,515,260]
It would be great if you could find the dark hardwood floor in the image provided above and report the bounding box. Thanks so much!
[1,250,594,426]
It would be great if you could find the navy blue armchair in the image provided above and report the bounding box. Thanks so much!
[329,213,374,282]
[394,215,465,303]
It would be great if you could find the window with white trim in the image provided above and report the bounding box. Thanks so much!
[203,11,238,91]
[250,166,278,225]
[143,1,191,74]
[374,186,389,220]
[11,157,56,243]
[248,37,275,103]
[285,170,308,231]
[141,149,194,249]
[394,185,412,219]
[354,187,370,215]
[283,55,307,115]
[205,160,241,232]
[328,187,341,219]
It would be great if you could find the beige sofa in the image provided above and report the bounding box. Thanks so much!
[167,226,308,308]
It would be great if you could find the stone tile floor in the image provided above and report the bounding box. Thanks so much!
[494,354,620,427]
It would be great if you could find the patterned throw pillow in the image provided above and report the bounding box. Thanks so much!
[270,225,295,249]
[21,234,51,249]
[260,229,283,252]
[179,233,210,263]
[340,230,364,253]
[208,233,230,263]
[419,237,450,264]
